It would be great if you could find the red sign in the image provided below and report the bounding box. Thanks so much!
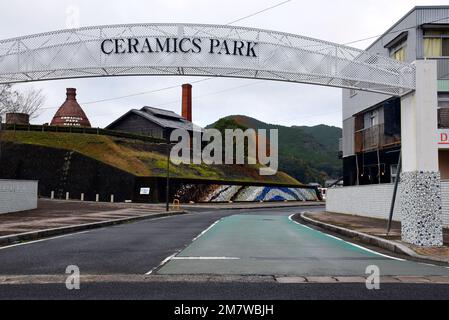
[438,130,449,146]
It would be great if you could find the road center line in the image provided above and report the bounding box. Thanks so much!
[0,231,91,251]
[145,218,224,275]
[145,253,179,275]
[192,219,221,242]
[171,257,240,260]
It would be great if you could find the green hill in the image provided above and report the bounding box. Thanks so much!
[207,115,342,184]
[1,130,300,186]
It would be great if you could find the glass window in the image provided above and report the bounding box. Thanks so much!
[390,40,407,61]
[391,164,398,183]
[363,109,379,129]
[438,93,449,129]
[423,30,449,57]
[443,38,449,56]
[424,38,442,57]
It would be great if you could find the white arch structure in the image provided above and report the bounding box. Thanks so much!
[2,24,443,247]
[0,23,415,96]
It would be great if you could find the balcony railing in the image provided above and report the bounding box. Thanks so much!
[354,124,400,153]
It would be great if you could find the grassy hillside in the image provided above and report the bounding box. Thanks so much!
[1,130,300,186]
[207,115,342,184]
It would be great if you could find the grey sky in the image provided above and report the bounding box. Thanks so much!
[0,0,446,128]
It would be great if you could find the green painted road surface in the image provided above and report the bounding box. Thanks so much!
[158,214,449,276]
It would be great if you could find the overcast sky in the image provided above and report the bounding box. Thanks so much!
[0,0,447,128]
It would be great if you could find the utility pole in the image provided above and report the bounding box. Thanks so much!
[387,150,401,235]
[166,136,171,212]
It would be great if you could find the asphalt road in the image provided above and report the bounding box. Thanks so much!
[1,205,449,300]
[2,282,449,300]
[0,206,311,275]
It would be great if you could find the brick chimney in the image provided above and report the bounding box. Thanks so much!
[182,84,192,122]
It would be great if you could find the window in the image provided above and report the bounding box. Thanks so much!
[390,39,407,62]
[364,109,379,128]
[438,93,449,128]
[423,30,449,58]
[391,164,399,183]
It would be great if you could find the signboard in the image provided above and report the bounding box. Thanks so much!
[438,130,449,149]
[101,37,258,58]
[140,187,151,195]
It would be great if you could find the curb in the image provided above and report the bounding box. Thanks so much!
[0,210,186,247]
[300,213,449,264]
[181,202,325,211]
[2,274,449,285]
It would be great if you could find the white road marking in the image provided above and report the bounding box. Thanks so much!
[0,214,193,252]
[344,242,405,261]
[288,213,406,262]
[419,262,439,267]
[323,234,344,242]
[0,231,91,251]
[192,219,221,242]
[171,257,240,260]
[145,252,178,275]
[145,218,224,275]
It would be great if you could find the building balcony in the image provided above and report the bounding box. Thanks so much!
[354,124,401,153]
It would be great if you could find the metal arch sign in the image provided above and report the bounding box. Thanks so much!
[0,23,415,96]
[100,37,258,58]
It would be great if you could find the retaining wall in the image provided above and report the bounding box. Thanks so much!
[326,181,449,227]
[0,180,38,214]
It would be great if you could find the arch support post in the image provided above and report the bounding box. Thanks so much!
[400,60,443,246]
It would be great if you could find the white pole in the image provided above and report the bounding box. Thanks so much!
[51,191,55,200]
[66,192,70,201]
[96,194,99,202]
[111,195,114,203]
[81,193,84,201]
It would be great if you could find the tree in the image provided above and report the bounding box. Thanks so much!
[0,84,13,116]
[0,84,45,119]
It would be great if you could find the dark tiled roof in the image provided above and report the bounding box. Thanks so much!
[107,106,202,132]
[141,106,183,120]
[134,109,195,131]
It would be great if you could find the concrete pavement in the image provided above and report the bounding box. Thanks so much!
[157,213,449,276]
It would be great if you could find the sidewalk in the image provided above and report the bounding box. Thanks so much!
[0,199,174,238]
[302,212,449,263]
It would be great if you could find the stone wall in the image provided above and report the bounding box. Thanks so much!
[441,180,449,227]
[0,180,38,214]
[399,171,443,246]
